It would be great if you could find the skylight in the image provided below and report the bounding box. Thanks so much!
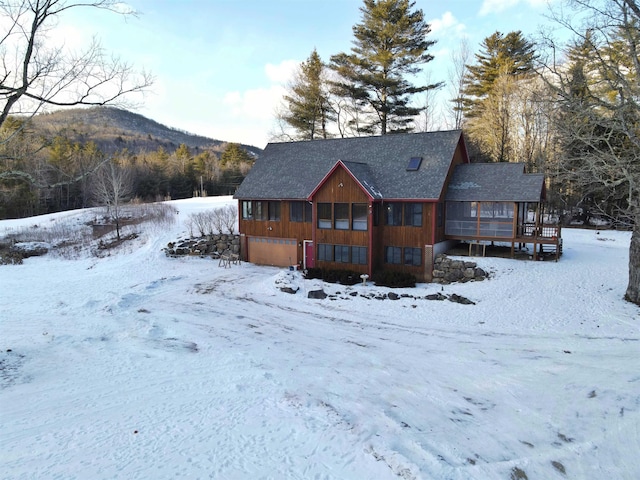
[407,157,422,171]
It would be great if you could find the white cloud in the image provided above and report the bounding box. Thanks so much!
[218,60,299,143]
[265,60,299,84]
[429,11,466,36]
[207,60,302,146]
[210,124,270,148]
[223,85,287,121]
[479,0,552,16]
[479,0,519,16]
[527,0,554,7]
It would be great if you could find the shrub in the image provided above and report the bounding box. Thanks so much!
[304,267,323,280]
[187,205,238,237]
[372,270,416,288]
[303,268,361,285]
[0,251,23,265]
[212,204,238,235]
[337,270,360,285]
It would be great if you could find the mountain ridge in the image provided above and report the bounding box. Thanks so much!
[29,106,262,157]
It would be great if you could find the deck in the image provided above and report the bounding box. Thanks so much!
[447,223,563,261]
[515,223,562,261]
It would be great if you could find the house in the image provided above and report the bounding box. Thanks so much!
[233,130,560,282]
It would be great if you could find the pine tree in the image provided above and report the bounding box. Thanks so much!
[282,49,333,140]
[220,143,253,168]
[329,0,439,135]
[461,31,538,162]
[462,31,537,117]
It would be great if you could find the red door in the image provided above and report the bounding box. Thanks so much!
[304,241,315,269]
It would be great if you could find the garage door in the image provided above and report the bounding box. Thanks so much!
[247,236,298,267]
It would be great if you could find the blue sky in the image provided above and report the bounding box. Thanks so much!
[56,0,561,148]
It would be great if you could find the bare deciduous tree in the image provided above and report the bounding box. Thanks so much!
[448,38,471,130]
[0,0,152,205]
[540,0,640,304]
[0,0,153,131]
[219,204,237,235]
[92,160,132,240]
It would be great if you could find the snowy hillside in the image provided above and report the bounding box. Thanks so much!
[1,197,638,480]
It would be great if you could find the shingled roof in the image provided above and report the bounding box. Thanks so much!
[446,163,545,202]
[234,130,465,201]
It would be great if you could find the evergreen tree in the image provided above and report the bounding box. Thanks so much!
[220,143,253,168]
[282,49,333,140]
[461,31,538,162]
[174,143,193,175]
[462,31,537,117]
[329,0,440,135]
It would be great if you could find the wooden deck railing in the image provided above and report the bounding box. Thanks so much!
[519,223,561,240]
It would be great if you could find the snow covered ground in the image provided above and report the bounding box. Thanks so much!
[1,197,638,480]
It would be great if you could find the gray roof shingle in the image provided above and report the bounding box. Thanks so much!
[234,130,464,200]
[446,163,544,202]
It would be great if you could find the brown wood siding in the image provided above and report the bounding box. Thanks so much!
[239,201,312,239]
[371,202,384,273]
[314,168,370,247]
[316,262,369,275]
[381,208,433,247]
[238,200,312,264]
[314,168,369,204]
[379,202,434,281]
[312,167,374,273]
[434,203,446,242]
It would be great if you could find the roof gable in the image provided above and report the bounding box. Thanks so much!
[234,130,466,201]
[307,160,381,200]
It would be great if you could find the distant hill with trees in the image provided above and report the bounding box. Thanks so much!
[30,107,262,157]
[0,107,260,219]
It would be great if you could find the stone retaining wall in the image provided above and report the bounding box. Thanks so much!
[432,254,487,284]
[165,234,240,257]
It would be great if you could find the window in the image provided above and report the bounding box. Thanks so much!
[386,202,423,226]
[290,201,303,222]
[404,203,423,227]
[317,203,332,229]
[384,246,402,264]
[241,201,252,220]
[470,201,478,218]
[385,203,403,226]
[254,201,267,220]
[290,201,313,222]
[481,202,495,218]
[268,201,281,221]
[334,203,349,230]
[351,246,367,265]
[318,243,333,261]
[352,204,368,231]
[334,245,350,263]
[404,247,422,266]
[406,156,422,171]
[373,203,380,226]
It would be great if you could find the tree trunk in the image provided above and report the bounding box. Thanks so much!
[625,213,640,305]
